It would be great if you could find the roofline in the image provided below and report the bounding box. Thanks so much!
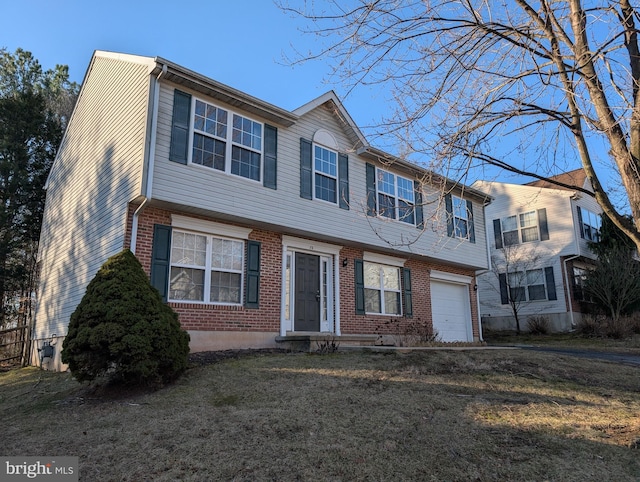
[152,56,298,127]
[359,146,492,203]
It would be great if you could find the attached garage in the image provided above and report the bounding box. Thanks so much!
[430,271,473,342]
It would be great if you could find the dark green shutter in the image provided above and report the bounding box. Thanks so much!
[354,259,365,315]
[245,240,261,309]
[338,153,349,210]
[263,124,277,190]
[150,224,172,302]
[169,90,192,164]
[445,194,454,237]
[545,267,557,301]
[498,273,509,305]
[414,181,424,229]
[402,268,413,317]
[493,219,503,249]
[365,163,376,216]
[467,200,475,243]
[300,138,312,199]
[538,208,549,241]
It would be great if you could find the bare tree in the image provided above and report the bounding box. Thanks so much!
[486,243,545,333]
[279,1,640,251]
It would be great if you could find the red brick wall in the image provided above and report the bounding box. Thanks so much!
[128,203,479,339]
[338,246,478,338]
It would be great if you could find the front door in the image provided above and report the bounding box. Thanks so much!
[294,252,320,331]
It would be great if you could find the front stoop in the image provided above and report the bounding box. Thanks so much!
[275,333,381,352]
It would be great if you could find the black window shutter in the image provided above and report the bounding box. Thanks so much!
[150,224,172,302]
[538,208,549,241]
[263,124,277,190]
[545,267,557,301]
[300,138,312,199]
[498,273,509,305]
[493,219,503,249]
[169,90,192,164]
[414,181,424,229]
[445,193,454,237]
[245,240,261,309]
[467,200,476,243]
[365,163,377,216]
[338,153,349,210]
[576,206,585,238]
[402,268,413,317]
[354,259,365,314]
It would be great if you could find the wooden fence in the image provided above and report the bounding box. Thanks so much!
[0,325,29,368]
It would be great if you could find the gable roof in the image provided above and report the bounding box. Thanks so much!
[525,168,590,192]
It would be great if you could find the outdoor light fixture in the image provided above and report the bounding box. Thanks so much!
[342,258,348,267]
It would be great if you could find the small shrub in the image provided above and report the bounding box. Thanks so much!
[375,318,440,346]
[527,316,550,335]
[576,314,605,337]
[315,337,340,354]
[61,250,190,387]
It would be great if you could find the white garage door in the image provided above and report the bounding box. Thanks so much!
[430,280,472,342]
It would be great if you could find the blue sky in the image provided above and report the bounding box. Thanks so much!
[2,0,625,204]
[2,1,375,125]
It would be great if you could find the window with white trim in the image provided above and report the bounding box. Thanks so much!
[169,230,244,305]
[581,208,601,241]
[364,261,402,315]
[377,168,415,224]
[507,269,547,302]
[314,144,337,203]
[191,98,263,181]
[501,211,539,246]
[452,195,469,238]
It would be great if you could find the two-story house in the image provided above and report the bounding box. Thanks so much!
[33,51,491,370]
[472,169,602,333]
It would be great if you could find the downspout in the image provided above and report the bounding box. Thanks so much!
[562,195,582,329]
[131,63,166,254]
[475,198,493,342]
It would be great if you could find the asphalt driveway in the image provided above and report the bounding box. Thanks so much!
[518,345,640,367]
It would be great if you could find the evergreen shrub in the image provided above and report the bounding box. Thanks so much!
[61,250,190,386]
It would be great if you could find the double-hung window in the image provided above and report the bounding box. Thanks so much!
[363,262,402,315]
[579,208,601,242]
[507,269,547,302]
[169,230,244,305]
[377,169,415,224]
[314,145,337,203]
[191,98,263,182]
[452,195,469,238]
[501,211,539,246]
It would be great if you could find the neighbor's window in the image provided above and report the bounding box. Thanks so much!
[169,230,244,305]
[501,211,539,246]
[363,262,402,315]
[377,168,415,224]
[314,145,337,203]
[580,208,601,242]
[191,98,263,182]
[507,269,546,302]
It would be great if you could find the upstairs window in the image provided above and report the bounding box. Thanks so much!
[494,209,548,248]
[452,195,469,238]
[314,145,338,203]
[578,207,601,242]
[376,168,415,224]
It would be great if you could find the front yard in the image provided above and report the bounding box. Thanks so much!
[3,349,639,480]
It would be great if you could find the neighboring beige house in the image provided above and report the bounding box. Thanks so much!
[473,169,602,333]
[33,51,491,370]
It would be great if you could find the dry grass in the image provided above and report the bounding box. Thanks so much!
[484,331,640,353]
[3,349,640,481]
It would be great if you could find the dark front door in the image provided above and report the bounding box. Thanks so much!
[294,252,320,331]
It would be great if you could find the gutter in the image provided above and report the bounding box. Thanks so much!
[131,63,166,254]
[562,196,583,329]
[474,197,494,342]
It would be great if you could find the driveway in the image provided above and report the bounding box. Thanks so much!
[517,345,640,367]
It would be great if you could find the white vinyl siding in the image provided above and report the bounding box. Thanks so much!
[153,88,489,270]
[35,54,153,340]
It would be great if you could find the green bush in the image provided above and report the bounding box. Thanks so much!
[61,250,190,386]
